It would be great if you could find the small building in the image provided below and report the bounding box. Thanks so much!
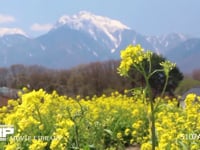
[0,87,19,107]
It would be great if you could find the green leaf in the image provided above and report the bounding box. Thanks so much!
[104,129,113,136]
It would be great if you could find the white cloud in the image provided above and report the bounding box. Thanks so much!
[0,28,27,37]
[0,14,15,24]
[30,23,53,32]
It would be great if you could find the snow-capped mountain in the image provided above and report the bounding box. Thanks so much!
[0,34,46,66]
[0,11,198,73]
[0,28,27,37]
[56,11,130,33]
[54,11,131,53]
[0,34,28,47]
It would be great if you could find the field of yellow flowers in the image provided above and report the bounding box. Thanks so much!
[0,88,200,150]
[0,44,200,150]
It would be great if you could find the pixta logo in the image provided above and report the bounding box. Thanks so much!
[0,125,14,141]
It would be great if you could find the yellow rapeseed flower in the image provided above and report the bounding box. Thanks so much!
[39,124,44,130]
[118,44,150,76]
[29,139,47,150]
[124,128,130,136]
[141,142,152,150]
[117,132,123,140]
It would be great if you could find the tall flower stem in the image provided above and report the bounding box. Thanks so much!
[161,74,169,97]
[143,73,157,150]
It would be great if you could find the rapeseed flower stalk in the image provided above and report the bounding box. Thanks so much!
[118,44,176,150]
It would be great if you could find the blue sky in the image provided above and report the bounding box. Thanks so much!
[0,0,199,37]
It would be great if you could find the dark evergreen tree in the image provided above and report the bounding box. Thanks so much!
[128,53,183,97]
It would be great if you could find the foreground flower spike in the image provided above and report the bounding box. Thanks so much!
[117,44,177,150]
[160,60,176,76]
[118,44,152,77]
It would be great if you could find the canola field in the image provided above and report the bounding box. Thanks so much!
[0,89,199,150]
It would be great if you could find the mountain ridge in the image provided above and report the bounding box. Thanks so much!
[0,11,199,73]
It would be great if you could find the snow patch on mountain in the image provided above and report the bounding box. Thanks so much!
[55,11,131,50]
[146,33,188,54]
[57,11,130,31]
[92,51,98,57]
[0,28,27,37]
[40,44,46,51]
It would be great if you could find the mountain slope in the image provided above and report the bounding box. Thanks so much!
[37,25,111,68]
[146,33,188,54]
[166,38,200,73]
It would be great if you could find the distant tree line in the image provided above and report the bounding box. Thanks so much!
[0,54,183,98]
[0,60,132,98]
